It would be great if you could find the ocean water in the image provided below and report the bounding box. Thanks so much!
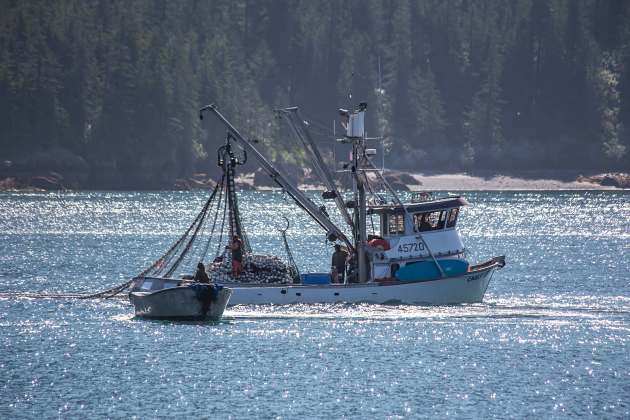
[0,190,628,418]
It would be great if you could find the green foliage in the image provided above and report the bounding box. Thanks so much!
[0,0,629,187]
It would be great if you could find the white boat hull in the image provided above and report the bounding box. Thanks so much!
[129,285,232,320]
[225,270,494,306]
[224,262,500,305]
[131,258,503,306]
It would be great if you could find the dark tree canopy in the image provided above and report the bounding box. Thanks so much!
[0,0,628,188]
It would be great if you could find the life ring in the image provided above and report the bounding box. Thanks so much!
[368,238,390,251]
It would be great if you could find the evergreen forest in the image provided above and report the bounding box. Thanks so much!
[1,0,629,188]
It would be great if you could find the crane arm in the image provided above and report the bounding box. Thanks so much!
[277,107,355,231]
[199,104,354,251]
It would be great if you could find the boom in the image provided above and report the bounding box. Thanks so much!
[276,107,354,231]
[199,104,354,251]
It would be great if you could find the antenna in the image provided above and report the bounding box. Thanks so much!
[377,56,385,171]
[333,119,336,171]
[348,72,355,109]
[378,56,382,93]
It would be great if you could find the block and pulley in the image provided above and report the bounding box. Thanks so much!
[322,191,337,200]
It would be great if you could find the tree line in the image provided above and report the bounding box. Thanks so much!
[1,0,629,188]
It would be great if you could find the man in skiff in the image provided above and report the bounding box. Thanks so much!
[331,244,349,284]
[194,262,210,283]
[226,235,243,277]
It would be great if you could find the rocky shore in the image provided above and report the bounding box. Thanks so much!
[1,149,628,192]
[3,169,628,192]
[575,173,630,189]
[404,172,629,191]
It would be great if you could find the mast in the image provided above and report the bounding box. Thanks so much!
[218,134,251,253]
[199,104,354,252]
[344,105,447,280]
[340,103,370,283]
[356,158,368,283]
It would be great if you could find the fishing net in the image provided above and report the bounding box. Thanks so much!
[139,136,300,284]
[0,136,300,300]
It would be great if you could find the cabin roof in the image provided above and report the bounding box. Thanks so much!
[367,196,469,215]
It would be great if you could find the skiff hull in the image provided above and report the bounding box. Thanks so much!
[129,285,232,321]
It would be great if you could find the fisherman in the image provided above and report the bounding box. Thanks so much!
[419,213,433,231]
[331,244,348,284]
[194,262,210,283]
[226,235,243,277]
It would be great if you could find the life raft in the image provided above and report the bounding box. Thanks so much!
[368,238,391,251]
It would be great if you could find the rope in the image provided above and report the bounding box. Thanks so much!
[144,181,221,278]
[278,217,300,281]
[182,181,226,269]
[0,179,232,301]
[0,277,136,300]
[225,160,251,253]
[200,174,225,262]
[0,181,224,301]
[215,174,229,258]
[164,188,217,277]
[152,183,220,277]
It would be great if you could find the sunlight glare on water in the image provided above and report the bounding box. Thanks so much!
[0,190,629,418]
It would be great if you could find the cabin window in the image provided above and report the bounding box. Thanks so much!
[413,214,422,231]
[380,215,387,236]
[446,208,459,228]
[387,214,405,235]
[414,210,446,232]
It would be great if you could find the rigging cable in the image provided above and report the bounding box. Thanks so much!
[277,216,300,282]
[163,183,219,277]
[142,179,222,279]
[0,180,228,300]
[200,174,226,262]
[215,168,230,259]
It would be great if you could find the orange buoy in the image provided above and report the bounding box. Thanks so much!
[368,238,390,251]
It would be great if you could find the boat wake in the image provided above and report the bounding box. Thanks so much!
[224,294,630,324]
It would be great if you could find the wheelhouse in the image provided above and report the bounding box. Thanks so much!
[368,196,469,238]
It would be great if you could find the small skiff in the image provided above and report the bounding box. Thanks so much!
[129,283,231,321]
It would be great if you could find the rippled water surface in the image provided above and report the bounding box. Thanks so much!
[1,190,629,418]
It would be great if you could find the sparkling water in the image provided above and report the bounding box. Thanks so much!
[1,191,628,418]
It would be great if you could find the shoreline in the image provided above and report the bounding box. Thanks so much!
[0,173,627,192]
[1,169,628,192]
[405,173,623,191]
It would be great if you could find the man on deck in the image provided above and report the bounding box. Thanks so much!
[331,244,348,284]
[226,235,243,277]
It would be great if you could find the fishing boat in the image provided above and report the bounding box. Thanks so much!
[130,100,505,305]
[129,282,231,321]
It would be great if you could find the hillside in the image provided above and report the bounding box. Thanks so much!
[1,0,629,189]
